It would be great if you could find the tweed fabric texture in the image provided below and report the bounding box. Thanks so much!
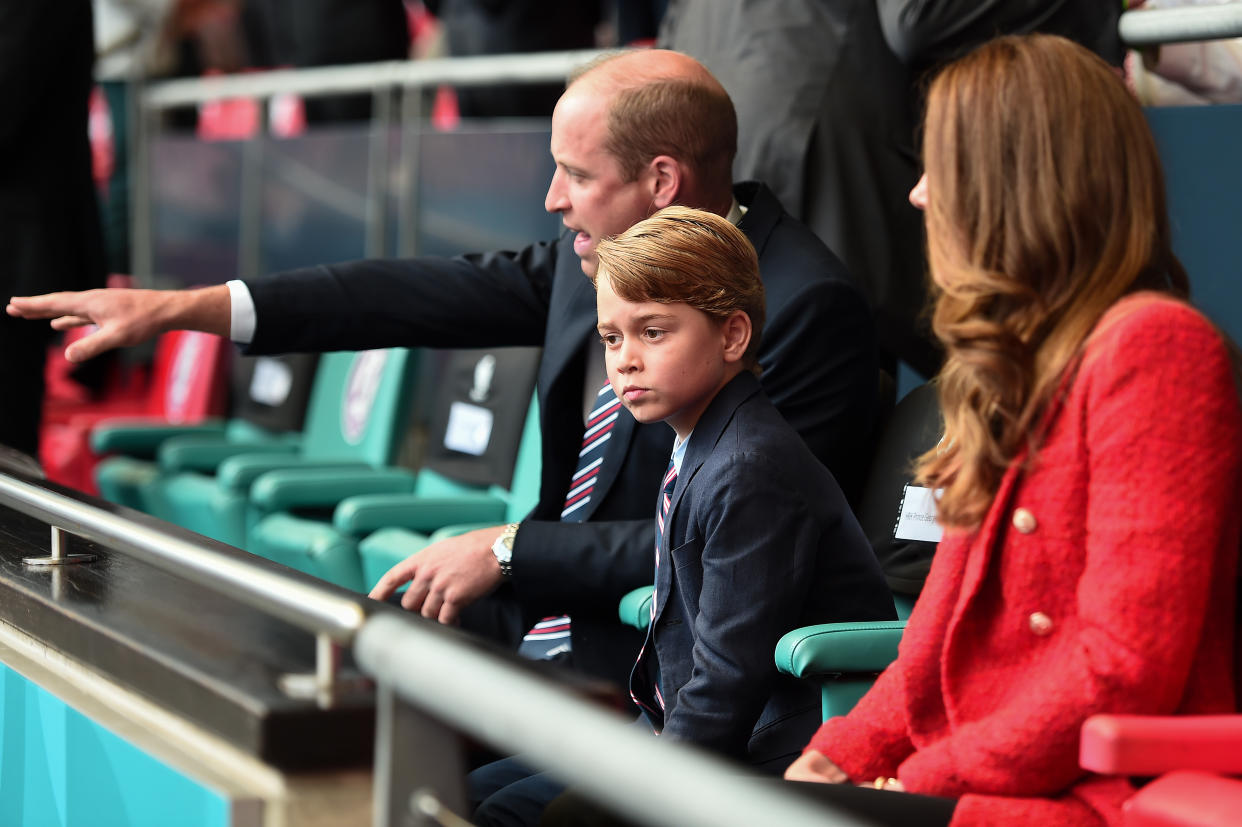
[808,296,1242,825]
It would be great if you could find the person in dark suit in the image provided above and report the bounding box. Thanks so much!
[660,0,1124,378]
[472,206,893,826]
[7,50,878,689]
[0,2,106,455]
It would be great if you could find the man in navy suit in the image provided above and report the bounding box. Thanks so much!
[471,208,893,825]
[8,50,879,688]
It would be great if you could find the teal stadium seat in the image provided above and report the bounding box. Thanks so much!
[94,354,318,514]
[248,348,541,592]
[146,349,419,562]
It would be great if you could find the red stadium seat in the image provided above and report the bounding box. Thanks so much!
[39,330,230,494]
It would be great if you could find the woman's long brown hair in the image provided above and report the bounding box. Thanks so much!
[915,34,1188,529]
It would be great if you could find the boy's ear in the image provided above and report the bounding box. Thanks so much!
[721,310,752,364]
[645,155,683,210]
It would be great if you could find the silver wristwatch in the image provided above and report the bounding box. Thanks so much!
[491,522,519,578]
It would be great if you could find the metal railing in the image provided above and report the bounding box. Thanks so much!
[1120,2,1242,47]
[127,5,1242,284]
[0,467,364,704]
[0,468,864,826]
[131,48,611,280]
[355,613,865,827]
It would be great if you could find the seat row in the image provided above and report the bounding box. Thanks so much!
[86,339,542,594]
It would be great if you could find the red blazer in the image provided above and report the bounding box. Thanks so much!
[808,296,1242,825]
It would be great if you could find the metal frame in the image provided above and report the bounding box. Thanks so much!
[0,469,363,703]
[0,468,868,826]
[1120,2,1242,48]
[355,613,867,827]
[130,49,611,277]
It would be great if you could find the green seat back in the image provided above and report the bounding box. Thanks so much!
[298,349,418,466]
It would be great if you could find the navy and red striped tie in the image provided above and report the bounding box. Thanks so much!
[561,381,622,521]
[519,381,622,659]
[630,457,678,717]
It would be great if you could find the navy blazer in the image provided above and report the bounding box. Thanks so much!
[630,372,894,769]
[245,182,878,685]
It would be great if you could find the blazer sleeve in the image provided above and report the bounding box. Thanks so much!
[511,517,655,613]
[661,453,833,756]
[243,239,560,354]
[897,303,1242,798]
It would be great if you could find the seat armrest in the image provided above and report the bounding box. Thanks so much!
[90,420,228,456]
[159,437,300,473]
[1122,771,1242,827]
[250,467,418,512]
[334,493,508,535]
[216,455,370,492]
[775,621,906,678]
[618,585,655,630]
[427,522,508,542]
[1080,715,1242,776]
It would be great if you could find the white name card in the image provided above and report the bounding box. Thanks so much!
[444,401,494,456]
[895,485,944,543]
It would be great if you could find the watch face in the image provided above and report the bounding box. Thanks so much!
[492,535,513,564]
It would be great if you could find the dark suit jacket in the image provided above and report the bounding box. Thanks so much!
[630,372,894,769]
[245,181,878,684]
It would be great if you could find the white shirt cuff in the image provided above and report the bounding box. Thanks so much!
[226,279,257,344]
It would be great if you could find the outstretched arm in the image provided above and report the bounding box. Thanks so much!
[7,285,232,362]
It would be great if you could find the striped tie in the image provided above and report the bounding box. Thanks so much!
[518,381,621,659]
[631,458,678,717]
[561,381,622,521]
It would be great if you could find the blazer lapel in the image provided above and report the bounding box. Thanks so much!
[649,373,762,623]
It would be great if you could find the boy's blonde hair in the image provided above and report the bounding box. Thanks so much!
[593,206,765,374]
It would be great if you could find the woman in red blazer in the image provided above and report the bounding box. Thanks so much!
[784,34,1242,825]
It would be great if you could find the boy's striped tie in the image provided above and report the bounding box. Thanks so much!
[630,457,678,717]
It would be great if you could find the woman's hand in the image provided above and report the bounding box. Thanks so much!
[784,751,849,784]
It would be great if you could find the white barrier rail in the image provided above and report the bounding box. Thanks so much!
[141,49,611,108]
[355,613,866,827]
[0,467,865,827]
[0,467,365,704]
[1120,3,1242,47]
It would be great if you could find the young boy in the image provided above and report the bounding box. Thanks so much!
[470,207,893,825]
[591,205,894,768]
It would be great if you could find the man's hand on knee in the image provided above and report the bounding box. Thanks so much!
[368,525,506,625]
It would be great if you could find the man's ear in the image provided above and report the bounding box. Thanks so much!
[721,310,752,364]
[645,155,683,210]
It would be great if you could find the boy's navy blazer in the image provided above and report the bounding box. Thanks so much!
[630,372,894,769]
